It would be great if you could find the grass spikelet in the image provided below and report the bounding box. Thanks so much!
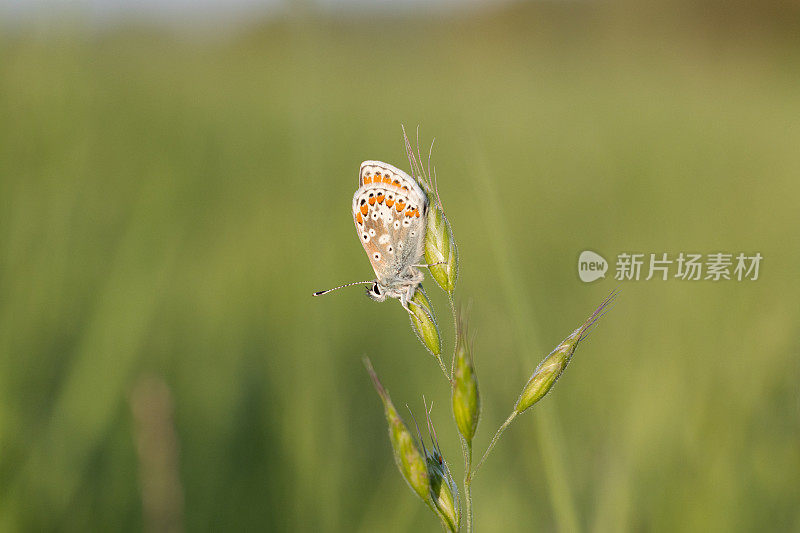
[515,289,619,413]
[403,126,459,295]
[452,307,480,443]
[364,358,431,503]
[408,286,444,364]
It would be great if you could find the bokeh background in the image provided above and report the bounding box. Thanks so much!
[1,0,799,531]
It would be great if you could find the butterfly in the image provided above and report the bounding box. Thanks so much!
[313,160,431,315]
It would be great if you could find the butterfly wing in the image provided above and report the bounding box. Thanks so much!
[353,162,428,282]
[359,161,425,193]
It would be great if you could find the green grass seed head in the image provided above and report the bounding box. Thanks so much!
[402,126,458,296]
[409,286,442,357]
[429,465,459,532]
[364,358,431,502]
[424,204,459,296]
[414,400,459,533]
[452,308,480,443]
[426,445,459,532]
[515,290,618,414]
[515,342,572,413]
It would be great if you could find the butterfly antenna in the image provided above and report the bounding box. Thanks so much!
[312,280,374,296]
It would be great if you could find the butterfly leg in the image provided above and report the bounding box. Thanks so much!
[405,296,436,325]
[398,289,415,315]
[412,261,448,269]
[398,285,418,316]
[399,296,415,317]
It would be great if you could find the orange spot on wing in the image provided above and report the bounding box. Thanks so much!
[368,197,376,205]
[376,193,385,203]
[383,176,392,185]
[396,201,405,212]
[363,175,372,184]
[356,212,363,224]
[360,204,368,216]
[414,209,420,218]
[386,198,395,207]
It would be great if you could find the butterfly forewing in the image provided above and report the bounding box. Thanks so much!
[352,161,428,283]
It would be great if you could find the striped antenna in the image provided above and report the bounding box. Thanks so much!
[312,280,374,297]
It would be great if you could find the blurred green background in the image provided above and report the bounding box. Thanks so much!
[1,1,799,531]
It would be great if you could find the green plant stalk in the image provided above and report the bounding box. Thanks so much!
[459,436,473,533]
[432,269,474,531]
[447,296,458,380]
[435,354,449,381]
[448,298,471,531]
[462,412,518,533]
[469,411,517,482]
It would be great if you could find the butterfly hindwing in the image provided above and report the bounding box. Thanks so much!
[359,161,426,198]
[352,162,428,282]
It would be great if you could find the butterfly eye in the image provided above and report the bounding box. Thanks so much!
[373,283,381,295]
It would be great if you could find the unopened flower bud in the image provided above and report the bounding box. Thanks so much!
[452,309,479,443]
[408,286,441,358]
[515,290,618,413]
[364,359,430,502]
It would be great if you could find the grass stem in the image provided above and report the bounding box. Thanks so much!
[461,437,474,533]
[435,354,450,382]
[470,411,517,482]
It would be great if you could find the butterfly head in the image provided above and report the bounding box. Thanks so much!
[366,281,388,302]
